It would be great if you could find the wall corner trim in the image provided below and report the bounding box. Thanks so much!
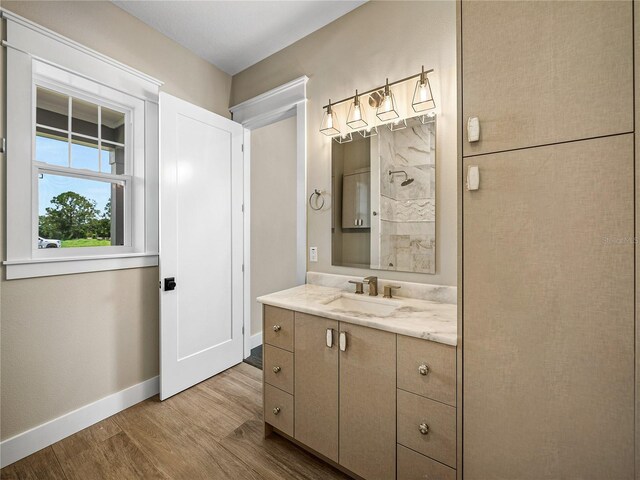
[0,375,159,468]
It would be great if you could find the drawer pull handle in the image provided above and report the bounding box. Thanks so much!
[418,364,429,376]
[419,423,430,435]
[272,366,281,374]
[273,407,281,416]
[273,325,282,332]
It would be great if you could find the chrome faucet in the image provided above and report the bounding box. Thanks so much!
[363,276,378,296]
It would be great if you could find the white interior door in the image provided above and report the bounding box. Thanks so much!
[159,92,244,400]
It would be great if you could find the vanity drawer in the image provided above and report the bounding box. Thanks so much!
[397,335,456,406]
[264,344,294,394]
[264,383,294,437]
[397,389,456,468]
[397,444,456,480]
[264,305,294,352]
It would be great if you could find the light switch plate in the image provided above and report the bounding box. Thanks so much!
[467,116,480,142]
[309,247,318,262]
[467,165,480,191]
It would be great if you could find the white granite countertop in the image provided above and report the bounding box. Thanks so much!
[257,284,457,346]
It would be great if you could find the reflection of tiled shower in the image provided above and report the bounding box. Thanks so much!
[377,117,436,273]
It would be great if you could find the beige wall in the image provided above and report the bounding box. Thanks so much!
[250,116,299,336]
[232,1,457,286]
[0,1,232,440]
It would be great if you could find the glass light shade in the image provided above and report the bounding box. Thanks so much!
[320,101,340,136]
[333,132,353,144]
[359,126,378,138]
[388,119,407,131]
[347,90,368,130]
[418,112,437,125]
[376,80,399,122]
[412,75,436,113]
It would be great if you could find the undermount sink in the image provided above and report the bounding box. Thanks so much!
[323,294,399,316]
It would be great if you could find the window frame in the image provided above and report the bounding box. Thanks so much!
[4,10,161,279]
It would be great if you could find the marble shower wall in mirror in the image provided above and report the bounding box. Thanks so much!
[331,116,436,274]
[376,117,435,273]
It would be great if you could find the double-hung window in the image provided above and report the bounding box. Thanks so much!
[4,11,160,278]
[35,84,131,253]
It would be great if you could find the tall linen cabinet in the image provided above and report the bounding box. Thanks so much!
[459,1,637,479]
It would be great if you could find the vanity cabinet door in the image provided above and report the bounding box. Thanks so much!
[462,0,632,156]
[294,313,339,462]
[463,135,635,479]
[339,323,396,480]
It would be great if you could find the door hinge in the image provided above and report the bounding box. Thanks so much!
[242,204,244,213]
[241,144,244,152]
[242,264,245,273]
[158,281,161,289]
[242,325,245,335]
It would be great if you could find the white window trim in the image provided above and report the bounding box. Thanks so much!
[3,9,162,279]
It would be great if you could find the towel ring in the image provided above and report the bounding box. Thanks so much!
[309,189,325,211]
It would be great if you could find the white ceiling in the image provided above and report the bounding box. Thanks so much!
[113,1,365,75]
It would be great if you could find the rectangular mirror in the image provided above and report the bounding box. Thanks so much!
[331,116,436,274]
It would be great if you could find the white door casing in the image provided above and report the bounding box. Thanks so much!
[159,92,244,400]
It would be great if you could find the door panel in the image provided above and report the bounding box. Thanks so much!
[339,323,396,480]
[160,92,244,400]
[462,1,633,156]
[463,135,635,479]
[294,313,339,462]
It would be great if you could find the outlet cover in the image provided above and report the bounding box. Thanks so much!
[309,247,318,262]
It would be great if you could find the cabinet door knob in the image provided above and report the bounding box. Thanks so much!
[272,325,281,332]
[272,366,281,374]
[418,364,429,376]
[273,407,281,416]
[419,423,430,435]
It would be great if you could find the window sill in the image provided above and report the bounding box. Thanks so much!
[3,253,159,279]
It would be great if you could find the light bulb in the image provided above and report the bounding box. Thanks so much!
[383,95,392,111]
[327,114,333,129]
[419,83,428,102]
[353,105,361,121]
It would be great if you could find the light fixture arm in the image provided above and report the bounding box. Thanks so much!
[322,67,434,109]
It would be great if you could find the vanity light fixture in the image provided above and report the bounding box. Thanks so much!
[388,119,407,131]
[412,66,436,113]
[333,132,353,144]
[376,79,399,122]
[347,90,368,130]
[320,99,340,136]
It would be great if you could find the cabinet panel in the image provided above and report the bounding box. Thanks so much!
[263,305,294,352]
[397,389,456,468]
[463,135,635,479]
[339,323,396,480]
[294,313,339,462]
[462,1,633,156]
[397,335,456,406]
[263,345,294,394]
[264,383,294,437]
[397,444,455,480]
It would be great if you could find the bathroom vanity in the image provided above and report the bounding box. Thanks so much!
[258,278,457,480]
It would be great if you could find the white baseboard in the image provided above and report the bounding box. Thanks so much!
[250,332,262,349]
[0,375,159,468]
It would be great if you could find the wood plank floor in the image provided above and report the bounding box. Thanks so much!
[1,363,350,480]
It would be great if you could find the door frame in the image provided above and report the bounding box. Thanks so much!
[230,76,308,358]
